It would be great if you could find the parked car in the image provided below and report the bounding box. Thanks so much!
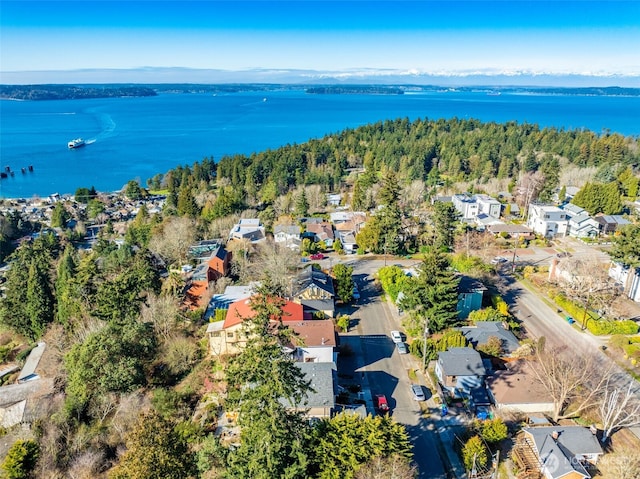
[490,256,508,264]
[352,284,360,300]
[557,252,571,258]
[309,253,325,260]
[375,394,389,412]
[411,384,426,401]
[396,342,408,354]
[390,330,403,343]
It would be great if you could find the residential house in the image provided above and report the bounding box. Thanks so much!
[274,225,301,250]
[228,218,266,243]
[474,214,504,230]
[304,222,335,248]
[560,204,599,238]
[452,194,480,220]
[487,223,534,239]
[206,296,310,356]
[526,204,568,238]
[609,262,640,303]
[287,319,338,363]
[567,213,600,238]
[486,360,555,414]
[183,244,231,311]
[203,283,258,321]
[457,322,521,357]
[594,215,630,236]
[435,347,486,397]
[326,194,342,207]
[515,426,603,479]
[288,362,336,418]
[291,268,336,318]
[457,276,487,318]
[475,194,502,219]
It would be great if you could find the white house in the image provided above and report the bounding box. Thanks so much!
[228,218,266,243]
[273,225,301,250]
[475,194,502,219]
[567,213,600,238]
[526,204,568,238]
[451,194,479,220]
[609,262,640,303]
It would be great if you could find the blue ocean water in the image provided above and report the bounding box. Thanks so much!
[1,89,639,198]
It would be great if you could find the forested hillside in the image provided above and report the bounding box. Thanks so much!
[158,117,638,216]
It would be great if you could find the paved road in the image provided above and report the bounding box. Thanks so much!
[338,258,450,479]
[496,272,639,399]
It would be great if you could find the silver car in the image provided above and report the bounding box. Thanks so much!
[411,384,426,401]
[396,342,408,354]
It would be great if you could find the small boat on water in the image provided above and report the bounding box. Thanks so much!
[68,138,86,149]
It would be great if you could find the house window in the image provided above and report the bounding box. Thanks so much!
[227,332,234,338]
[211,332,221,337]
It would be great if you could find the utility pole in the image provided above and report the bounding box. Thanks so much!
[422,319,429,371]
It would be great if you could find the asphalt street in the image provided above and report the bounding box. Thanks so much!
[337,257,452,479]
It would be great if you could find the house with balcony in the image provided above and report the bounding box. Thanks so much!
[514,426,603,479]
[451,194,480,220]
[526,204,568,238]
[206,296,311,356]
[475,194,502,219]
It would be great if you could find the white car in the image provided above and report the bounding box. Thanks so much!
[411,384,426,401]
[390,330,403,343]
[490,256,508,264]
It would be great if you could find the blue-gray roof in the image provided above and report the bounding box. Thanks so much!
[287,362,336,410]
[438,347,486,377]
[458,322,521,354]
[525,426,603,479]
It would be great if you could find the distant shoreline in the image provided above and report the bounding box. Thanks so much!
[1,83,639,101]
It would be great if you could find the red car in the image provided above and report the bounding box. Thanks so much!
[309,253,325,260]
[375,394,389,413]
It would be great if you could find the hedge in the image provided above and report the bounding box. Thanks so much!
[586,319,639,336]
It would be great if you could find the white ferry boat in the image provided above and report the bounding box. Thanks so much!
[68,138,86,149]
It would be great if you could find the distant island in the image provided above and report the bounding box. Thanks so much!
[305,85,404,95]
[1,83,639,101]
[0,84,157,101]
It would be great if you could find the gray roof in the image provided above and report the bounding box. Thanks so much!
[17,342,46,383]
[299,298,335,313]
[204,283,259,320]
[289,362,336,410]
[525,426,603,479]
[438,347,486,377]
[274,225,300,236]
[292,269,335,297]
[458,276,487,294]
[458,322,521,354]
[561,203,586,217]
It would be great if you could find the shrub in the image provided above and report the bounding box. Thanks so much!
[479,418,508,444]
[462,435,488,471]
[336,315,350,332]
[587,319,639,336]
[1,440,39,479]
[469,307,508,323]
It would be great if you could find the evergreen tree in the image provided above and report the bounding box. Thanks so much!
[399,252,460,333]
[224,289,313,479]
[432,201,459,252]
[333,263,354,303]
[50,201,70,228]
[462,435,488,471]
[55,244,79,327]
[309,412,413,479]
[295,188,310,217]
[1,440,39,479]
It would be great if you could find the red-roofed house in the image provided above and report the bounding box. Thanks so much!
[207,296,311,356]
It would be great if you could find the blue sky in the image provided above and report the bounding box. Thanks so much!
[1,1,639,82]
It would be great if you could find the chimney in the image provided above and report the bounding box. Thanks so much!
[551,431,559,441]
[321,337,326,345]
[590,424,597,435]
